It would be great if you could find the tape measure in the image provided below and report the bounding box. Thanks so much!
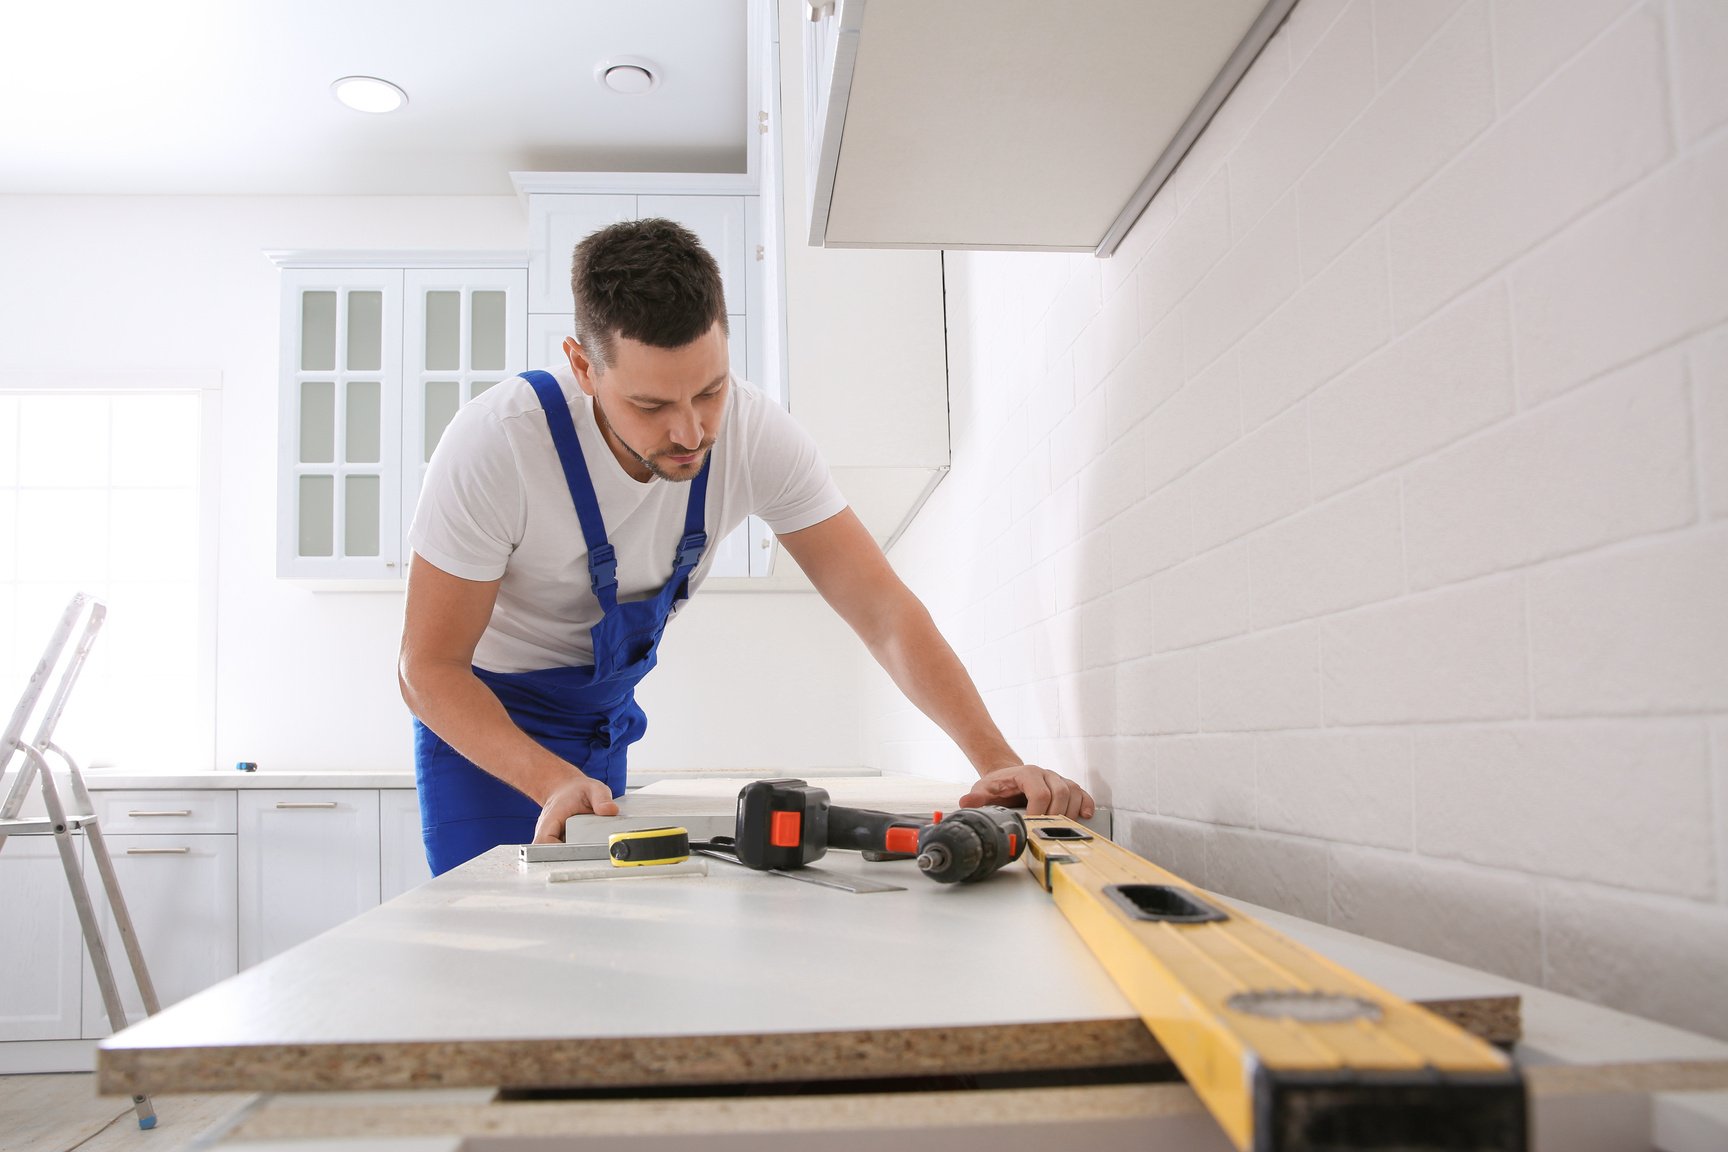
[607,826,691,867]
[1021,816,1527,1151]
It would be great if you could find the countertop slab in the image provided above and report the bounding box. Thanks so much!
[99,830,1524,1098]
[78,766,888,791]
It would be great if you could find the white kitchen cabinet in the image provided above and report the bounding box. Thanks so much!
[401,268,528,542]
[379,787,432,903]
[76,790,237,1039]
[0,836,83,1042]
[526,193,752,320]
[276,267,405,580]
[80,833,237,1039]
[801,0,1285,254]
[1,784,428,1070]
[275,261,527,584]
[523,190,760,401]
[90,789,236,834]
[526,194,635,315]
[637,196,748,316]
[238,790,380,967]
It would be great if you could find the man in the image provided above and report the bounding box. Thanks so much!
[399,219,1093,875]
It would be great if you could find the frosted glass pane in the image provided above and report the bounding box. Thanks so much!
[301,291,337,372]
[0,396,17,485]
[425,291,460,370]
[299,381,335,463]
[423,381,459,463]
[18,394,109,487]
[110,489,197,582]
[345,380,381,464]
[344,475,381,557]
[15,489,107,581]
[298,475,334,557]
[346,291,384,372]
[111,393,199,487]
[471,380,497,397]
[471,291,506,370]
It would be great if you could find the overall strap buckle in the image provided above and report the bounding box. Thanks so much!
[674,531,708,570]
[588,542,618,596]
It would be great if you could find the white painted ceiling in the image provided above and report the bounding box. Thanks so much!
[0,0,749,195]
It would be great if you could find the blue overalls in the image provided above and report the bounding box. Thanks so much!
[412,370,709,875]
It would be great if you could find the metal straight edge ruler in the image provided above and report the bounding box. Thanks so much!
[1022,816,1526,1152]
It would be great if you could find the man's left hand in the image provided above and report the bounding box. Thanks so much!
[959,764,1094,820]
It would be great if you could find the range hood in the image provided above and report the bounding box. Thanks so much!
[803,0,1296,255]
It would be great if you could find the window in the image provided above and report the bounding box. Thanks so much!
[0,372,219,772]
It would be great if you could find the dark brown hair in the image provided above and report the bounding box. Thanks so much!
[569,218,729,371]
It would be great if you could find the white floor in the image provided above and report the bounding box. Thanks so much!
[0,1074,254,1152]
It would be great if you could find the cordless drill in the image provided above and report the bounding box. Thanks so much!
[732,779,924,869]
[731,779,1026,884]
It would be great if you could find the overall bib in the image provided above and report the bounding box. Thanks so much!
[413,370,709,875]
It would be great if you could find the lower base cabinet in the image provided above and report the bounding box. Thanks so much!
[0,786,431,1065]
[0,837,83,1041]
[238,791,381,968]
[81,833,237,1039]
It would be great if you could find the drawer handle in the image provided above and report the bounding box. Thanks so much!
[275,802,339,810]
[126,847,191,855]
[127,810,194,818]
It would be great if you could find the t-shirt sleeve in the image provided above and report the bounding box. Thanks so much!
[407,403,525,581]
[745,391,848,535]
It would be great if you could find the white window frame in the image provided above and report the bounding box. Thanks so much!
[0,369,222,772]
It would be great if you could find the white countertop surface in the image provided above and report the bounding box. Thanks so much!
[78,766,888,791]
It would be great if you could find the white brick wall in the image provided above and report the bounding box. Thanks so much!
[863,0,1728,1038]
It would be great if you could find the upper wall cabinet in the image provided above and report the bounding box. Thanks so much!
[517,181,764,403]
[802,0,1295,254]
[273,259,527,583]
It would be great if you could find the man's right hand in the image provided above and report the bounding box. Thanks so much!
[532,773,621,843]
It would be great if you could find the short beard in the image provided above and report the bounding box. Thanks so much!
[594,395,713,483]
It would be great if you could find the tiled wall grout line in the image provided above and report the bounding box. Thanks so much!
[1686,348,1708,526]
[1520,573,1536,721]
[1657,0,1684,155]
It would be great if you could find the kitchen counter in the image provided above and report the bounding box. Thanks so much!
[94,773,1728,1151]
[100,826,1515,1099]
[77,766,888,791]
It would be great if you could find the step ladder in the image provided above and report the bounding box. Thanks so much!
[0,594,160,1130]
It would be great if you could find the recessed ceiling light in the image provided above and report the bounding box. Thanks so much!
[331,76,408,114]
[595,57,661,95]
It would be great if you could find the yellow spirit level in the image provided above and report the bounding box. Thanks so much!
[1023,816,1526,1151]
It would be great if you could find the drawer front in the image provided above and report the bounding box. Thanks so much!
[92,790,237,835]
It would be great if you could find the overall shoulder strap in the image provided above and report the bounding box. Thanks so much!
[522,370,618,611]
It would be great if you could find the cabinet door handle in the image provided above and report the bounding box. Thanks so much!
[127,810,194,818]
[275,802,339,810]
[126,847,192,855]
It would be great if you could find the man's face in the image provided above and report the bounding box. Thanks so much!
[565,322,730,484]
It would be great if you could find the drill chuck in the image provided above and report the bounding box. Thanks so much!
[915,807,1027,884]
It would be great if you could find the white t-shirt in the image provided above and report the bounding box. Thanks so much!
[409,364,846,673]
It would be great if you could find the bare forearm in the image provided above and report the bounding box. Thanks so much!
[863,597,1020,779]
[398,660,581,804]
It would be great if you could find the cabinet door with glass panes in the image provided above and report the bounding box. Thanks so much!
[401,269,527,553]
[277,266,526,582]
[277,268,404,579]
